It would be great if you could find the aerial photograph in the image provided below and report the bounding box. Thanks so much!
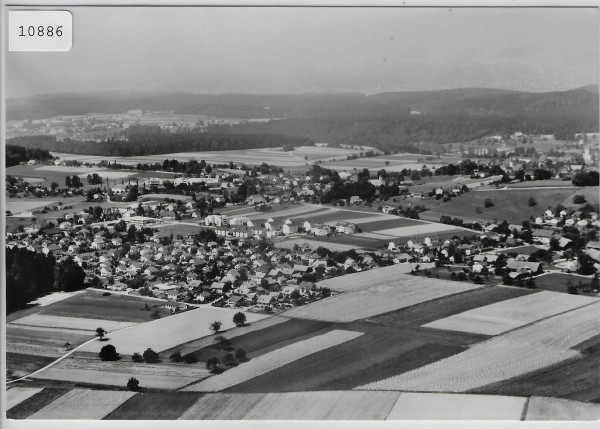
[3,4,600,422]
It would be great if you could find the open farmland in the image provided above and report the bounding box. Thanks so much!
[359,302,600,392]
[6,200,58,214]
[316,263,434,293]
[368,286,539,327]
[284,274,481,322]
[242,391,400,420]
[6,388,70,419]
[524,397,600,421]
[274,237,359,252]
[7,387,44,411]
[9,313,138,333]
[7,353,58,379]
[534,273,596,294]
[105,392,204,420]
[386,392,527,420]
[365,222,467,238]
[179,393,266,420]
[78,306,270,355]
[6,325,95,357]
[353,217,424,232]
[182,330,364,392]
[423,291,598,335]
[28,290,87,307]
[31,356,211,390]
[28,388,136,419]
[424,188,580,224]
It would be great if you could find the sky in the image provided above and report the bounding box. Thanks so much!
[6,6,599,98]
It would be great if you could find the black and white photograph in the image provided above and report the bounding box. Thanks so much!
[2,0,600,423]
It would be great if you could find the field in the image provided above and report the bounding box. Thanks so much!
[368,286,539,327]
[424,188,582,224]
[28,388,137,419]
[524,397,600,421]
[9,313,138,333]
[422,291,598,335]
[105,392,204,420]
[182,330,364,392]
[284,274,482,322]
[353,216,424,232]
[78,306,270,355]
[316,263,434,293]
[6,353,58,378]
[28,290,87,307]
[505,179,574,188]
[6,388,70,419]
[31,357,211,390]
[6,325,94,357]
[534,273,596,294]
[366,222,466,238]
[274,237,359,252]
[386,392,527,420]
[178,393,266,420]
[5,200,58,214]
[360,302,600,392]
[7,387,44,410]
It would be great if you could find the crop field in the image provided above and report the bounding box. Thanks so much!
[291,145,361,161]
[28,290,87,307]
[242,391,400,420]
[423,291,598,335]
[316,263,435,293]
[184,318,333,363]
[31,356,211,390]
[360,302,600,392]
[6,325,93,357]
[368,286,539,327]
[5,200,58,214]
[425,188,580,224]
[386,392,527,420]
[354,217,425,232]
[33,290,173,322]
[154,223,205,237]
[9,313,138,333]
[75,170,137,180]
[7,387,44,411]
[36,165,110,174]
[505,179,574,188]
[105,392,204,420]
[78,306,270,355]
[179,393,265,420]
[226,331,466,393]
[27,388,137,419]
[368,222,466,238]
[524,397,600,421]
[534,273,596,294]
[284,274,481,322]
[7,353,58,378]
[245,204,324,221]
[182,330,364,392]
[6,388,70,419]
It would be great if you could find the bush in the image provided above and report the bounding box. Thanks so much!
[223,353,236,366]
[99,344,119,361]
[210,321,222,334]
[142,348,160,363]
[573,194,587,204]
[484,198,494,208]
[235,348,247,361]
[169,351,183,362]
[233,312,247,326]
[206,356,220,372]
[127,377,140,391]
[131,352,144,363]
[183,353,199,364]
[528,197,537,206]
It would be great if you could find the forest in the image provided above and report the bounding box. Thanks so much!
[6,144,54,167]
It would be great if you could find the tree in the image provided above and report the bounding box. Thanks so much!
[573,194,587,204]
[183,353,199,364]
[206,357,221,373]
[210,320,222,334]
[484,198,494,208]
[233,312,247,327]
[169,351,183,362]
[99,344,119,361]
[235,348,247,362]
[65,175,72,188]
[96,327,107,340]
[142,348,160,363]
[131,352,144,363]
[53,257,86,292]
[127,377,140,391]
[528,197,537,207]
[223,353,236,366]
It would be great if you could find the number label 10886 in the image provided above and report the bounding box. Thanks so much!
[19,25,63,37]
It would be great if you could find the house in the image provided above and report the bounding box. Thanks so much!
[506,260,542,275]
[227,295,245,307]
[532,229,555,244]
[282,222,299,235]
[256,294,275,307]
[336,221,356,235]
[349,196,363,205]
[165,301,187,312]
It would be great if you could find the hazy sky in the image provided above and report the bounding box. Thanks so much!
[6,6,599,97]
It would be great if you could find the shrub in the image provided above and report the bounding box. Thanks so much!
[99,344,119,361]
[223,353,236,366]
[169,351,183,362]
[528,197,537,206]
[131,352,144,363]
[573,194,587,204]
[127,377,140,391]
[484,198,494,208]
[210,321,222,334]
[183,353,199,364]
[235,348,247,361]
[142,348,160,363]
[233,312,247,326]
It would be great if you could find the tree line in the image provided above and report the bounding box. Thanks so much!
[6,144,53,167]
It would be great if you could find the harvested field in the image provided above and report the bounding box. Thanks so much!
[356,217,425,232]
[6,388,69,419]
[316,263,435,293]
[525,397,600,421]
[7,353,58,378]
[9,313,138,333]
[28,388,136,419]
[28,290,87,307]
[6,325,92,357]
[5,200,58,214]
[284,274,481,322]
[243,391,400,420]
[423,291,598,335]
[179,393,266,420]
[359,302,600,392]
[182,330,364,392]
[387,392,526,420]
[37,290,173,322]
[7,387,44,411]
[227,334,465,393]
[78,307,269,355]
[31,357,211,390]
[105,392,203,420]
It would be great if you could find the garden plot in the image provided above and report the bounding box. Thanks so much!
[179,393,266,420]
[316,263,435,293]
[28,388,136,419]
[423,291,598,335]
[7,387,44,411]
[78,307,269,355]
[284,275,481,322]
[359,302,600,393]
[9,314,137,333]
[242,391,400,420]
[386,392,526,420]
[524,397,600,421]
[31,357,211,390]
[182,330,364,392]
